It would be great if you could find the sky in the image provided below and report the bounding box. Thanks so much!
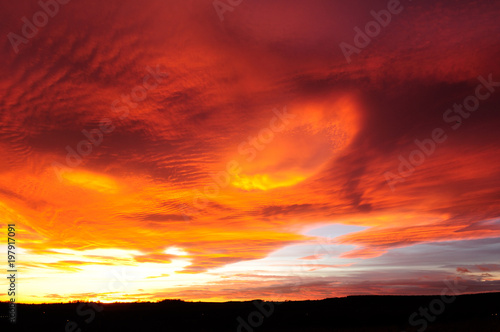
[1,0,500,304]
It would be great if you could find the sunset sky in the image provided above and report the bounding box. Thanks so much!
[1,0,500,304]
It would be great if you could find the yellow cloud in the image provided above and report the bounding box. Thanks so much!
[231,173,306,191]
[62,170,120,194]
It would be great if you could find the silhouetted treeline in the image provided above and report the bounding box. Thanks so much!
[1,292,499,331]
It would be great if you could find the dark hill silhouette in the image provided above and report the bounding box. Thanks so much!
[1,292,499,331]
